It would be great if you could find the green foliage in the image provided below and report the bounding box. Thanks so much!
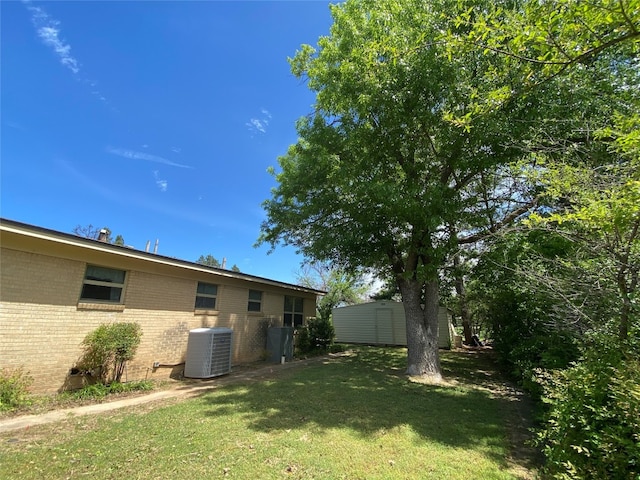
[296,317,336,355]
[311,316,335,350]
[106,380,154,394]
[451,0,640,343]
[295,326,313,355]
[196,254,220,268]
[259,0,547,377]
[447,0,640,120]
[536,333,640,479]
[65,380,154,401]
[0,367,33,411]
[297,263,368,321]
[80,322,142,385]
[196,254,240,271]
[481,286,579,397]
[469,231,584,394]
[68,383,110,400]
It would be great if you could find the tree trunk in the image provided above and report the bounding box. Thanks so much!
[398,277,442,381]
[453,255,474,344]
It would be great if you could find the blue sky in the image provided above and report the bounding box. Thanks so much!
[1,0,335,285]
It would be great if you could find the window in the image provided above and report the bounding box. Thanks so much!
[248,290,262,312]
[80,265,126,303]
[284,296,304,327]
[195,282,218,309]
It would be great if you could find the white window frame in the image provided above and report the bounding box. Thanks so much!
[284,296,304,327]
[195,282,218,310]
[80,265,126,304]
[248,289,262,312]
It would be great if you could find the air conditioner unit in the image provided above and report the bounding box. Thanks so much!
[184,327,233,378]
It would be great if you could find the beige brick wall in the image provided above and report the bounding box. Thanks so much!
[0,247,317,394]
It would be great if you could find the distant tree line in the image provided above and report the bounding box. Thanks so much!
[196,254,240,272]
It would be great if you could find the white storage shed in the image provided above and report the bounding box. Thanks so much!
[332,301,453,348]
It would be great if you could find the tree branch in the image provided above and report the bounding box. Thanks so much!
[458,197,539,244]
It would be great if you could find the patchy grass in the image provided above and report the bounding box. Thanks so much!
[0,347,538,479]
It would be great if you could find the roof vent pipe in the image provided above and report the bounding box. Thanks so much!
[97,229,109,242]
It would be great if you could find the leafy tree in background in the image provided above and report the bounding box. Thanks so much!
[445,0,639,121]
[296,262,368,322]
[457,0,639,340]
[469,230,583,387]
[259,0,555,380]
[451,2,639,475]
[196,254,240,271]
[196,254,221,268]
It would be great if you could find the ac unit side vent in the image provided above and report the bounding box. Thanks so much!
[184,327,233,378]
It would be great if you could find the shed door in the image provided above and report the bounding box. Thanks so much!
[375,308,394,344]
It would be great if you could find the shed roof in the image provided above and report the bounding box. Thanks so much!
[0,217,325,296]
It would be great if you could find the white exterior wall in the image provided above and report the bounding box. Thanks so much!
[332,301,452,348]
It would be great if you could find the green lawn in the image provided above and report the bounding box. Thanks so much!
[0,348,537,479]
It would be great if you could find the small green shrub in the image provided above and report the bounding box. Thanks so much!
[68,383,110,400]
[536,335,640,479]
[65,380,154,401]
[311,316,335,350]
[296,317,336,355]
[79,322,142,384]
[296,326,313,355]
[107,380,153,394]
[0,367,33,411]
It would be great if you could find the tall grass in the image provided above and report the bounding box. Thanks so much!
[0,347,534,479]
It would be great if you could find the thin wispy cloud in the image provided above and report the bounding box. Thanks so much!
[247,118,267,134]
[106,146,193,169]
[23,0,79,74]
[56,158,224,229]
[22,0,113,109]
[246,108,272,135]
[4,120,26,131]
[153,170,168,192]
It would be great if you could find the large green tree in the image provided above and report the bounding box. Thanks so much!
[259,0,544,379]
[455,0,640,340]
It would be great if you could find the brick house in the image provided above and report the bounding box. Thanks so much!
[0,218,323,393]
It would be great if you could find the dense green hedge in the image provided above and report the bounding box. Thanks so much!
[536,333,640,478]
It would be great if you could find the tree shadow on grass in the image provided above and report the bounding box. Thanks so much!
[198,347,535,474]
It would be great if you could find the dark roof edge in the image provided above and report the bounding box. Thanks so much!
[0,217,326,295]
